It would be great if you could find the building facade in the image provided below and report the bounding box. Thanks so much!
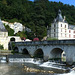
[47,10,75,40]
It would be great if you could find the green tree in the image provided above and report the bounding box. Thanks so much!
[5,25,14,36]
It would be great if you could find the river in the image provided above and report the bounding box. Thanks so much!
[0,57,75,75]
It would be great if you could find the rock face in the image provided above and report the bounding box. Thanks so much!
[14,22,25,34]
[2,21,32,34]
[23,65,54,74]
[2,21,25,34]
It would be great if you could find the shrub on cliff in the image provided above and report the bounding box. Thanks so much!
[0,44,4,49]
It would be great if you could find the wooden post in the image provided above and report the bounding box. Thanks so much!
[6,55,9,62]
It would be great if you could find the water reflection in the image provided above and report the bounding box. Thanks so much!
[0,63,25,75]
[58,70,75,75]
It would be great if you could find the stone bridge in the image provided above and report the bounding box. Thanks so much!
[10,40,75,65]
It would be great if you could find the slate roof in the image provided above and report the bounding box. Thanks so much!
[68,24,75,30]
[0,19,7,32]
[54,9,67,23]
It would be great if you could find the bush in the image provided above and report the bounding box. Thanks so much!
[4,25,14,36]
[6,18,19,23]
[0,45,4,49]
[15,31,27,39]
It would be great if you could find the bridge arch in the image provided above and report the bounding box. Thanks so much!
[10,37,15,41]
[50,48,66,62]
[34,48,44,58]
[13,47,19,53]
[22,48,31,57]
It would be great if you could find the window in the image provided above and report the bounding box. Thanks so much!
[61,29,62,32]
[74,31,75,33]
[69,30,71,33]
[4,33,6,36]
[65,25,66,28]
[61,33,62,37]
[61,24,62,27]
[74,35,75,38]
[54,29,55,32]
[65,34,66,37]
[65,30,66,33]
[69,34,71,38]
[54,34,55,37]
[54,24,55,27]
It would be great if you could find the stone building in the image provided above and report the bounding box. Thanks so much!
[47,10,75,40]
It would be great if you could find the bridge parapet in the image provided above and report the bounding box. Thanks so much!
[14,40,75,46]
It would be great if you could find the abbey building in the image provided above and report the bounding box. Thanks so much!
[47,10,75,40]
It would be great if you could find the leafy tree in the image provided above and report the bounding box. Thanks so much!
[4,25,14,36]
[15,31,27,39]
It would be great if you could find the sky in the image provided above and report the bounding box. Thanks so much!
[29,0,75,6]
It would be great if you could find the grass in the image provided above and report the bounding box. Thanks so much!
[47,37,58,40]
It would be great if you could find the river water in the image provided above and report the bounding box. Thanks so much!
[0,57,75,75]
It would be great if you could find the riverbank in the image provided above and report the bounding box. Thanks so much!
[23,64,54,74]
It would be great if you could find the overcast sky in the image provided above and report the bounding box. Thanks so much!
[29,0,75,6]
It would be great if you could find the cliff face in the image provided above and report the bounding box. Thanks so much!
[2,21,25,34]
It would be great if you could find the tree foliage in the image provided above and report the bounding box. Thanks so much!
[0,44,4,49]
[4,25,14,36]
[0,0,75,40]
